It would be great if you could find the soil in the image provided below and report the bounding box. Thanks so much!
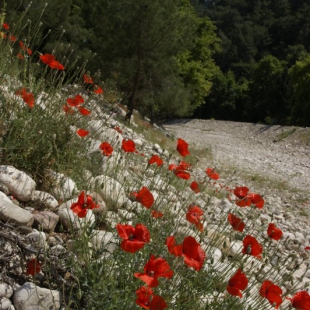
[163,119,310,206]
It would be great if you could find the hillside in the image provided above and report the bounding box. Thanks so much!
[164,119,310,206]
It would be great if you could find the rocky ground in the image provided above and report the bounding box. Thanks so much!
[163,119,310,210]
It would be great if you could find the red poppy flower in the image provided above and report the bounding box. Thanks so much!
[63,105,74,114]
[177,138,190,157]
[26,258,42,276]
[234,186,264,208]
[113,126,123,134]
[99,142,114,156]
[166,236,206,271]
[40,53,64,70]
[151,210,163,218]
[116,223,150,253]
[260,280,282,309]
[206,168,220,180]
[9,35,16,42]
[134,254,174,287]
[67,94,84,107]
[234,186,249,198]
[305,246,310,251]
[76,129,89,137]
[83,74,94,84]
[227,213,245,232]
[132,187,154,209]
[78,106,91,116]
[135,287,167,310]
[168,164,177,171]
[94,84,103,94]
[247,192,265,209]
[186,205,204,232]
[174,170,191,180]
[267,223,283,241]
[15,87,35,108]
[286,291,310,310]
[178,161,191,170]
[227,269,248,298]
[190,181,200,193]
[122,139,136,152]
[70,191,99,218]
[149,155,163,167]
[242,235,263,259]
[2,23,9,30]
[19,41,25,49]
[17,53,24,60]
[27,48,32,56]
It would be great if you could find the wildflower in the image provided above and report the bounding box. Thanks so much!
[190,181,200,193]
[286,291,310,310]
[242,235,263,259]
[186,205,204,232]
[267,223,283,241]
[67,94,84,107]
[260,280,282,309]
[94,84,103,94]
[70,191,99,218]
[116,223,150,253]
[17,53,24,60]
[233,186,264,208]
[177,138,190,156]
[9,35,16,42]
[78,106,91,116]
[63,105,74,114]
[169,164,177,171]
[178,161,191,170]
[151,210,163,218]
[113,126,123,134]
[246,192,265,208]
[27,48,32,56]
[305,246,310,251]
[99,142,113,156]
[227,269,248,298]
[76,129,89,137]
[15,87,35,108]
[149,155,163,167]
[122,139,136,152]
[227,213,245,232]
[131,187,154,209]
[83,74,93,84]
[166,236,206,271]
[174,170,191,180]
[135,287,167,310]
[134,254,173,287]
[26,258,42,276]
[39,53,64,70]
[206,167,220,180]
[2,23,9,30]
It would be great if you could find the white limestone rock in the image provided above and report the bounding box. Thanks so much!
[44,170,77,200]
[0,283,13,298]
[0,166,36,202]
[13,282,61,310]
[90,175,127,209]
[0,198,34,227]
[31,191,58,211]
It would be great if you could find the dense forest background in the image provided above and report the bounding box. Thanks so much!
[1,0,310,126]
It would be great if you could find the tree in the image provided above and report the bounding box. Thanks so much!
[84,0,219,120]
[248,55,288,123]
[288,54,310,126]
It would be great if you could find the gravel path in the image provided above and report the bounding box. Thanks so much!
[164,119,310,205]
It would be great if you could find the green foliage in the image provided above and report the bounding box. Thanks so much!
[248,55,288,123]
[288,54,310,126]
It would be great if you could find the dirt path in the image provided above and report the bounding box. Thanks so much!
[164,119,310,205]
